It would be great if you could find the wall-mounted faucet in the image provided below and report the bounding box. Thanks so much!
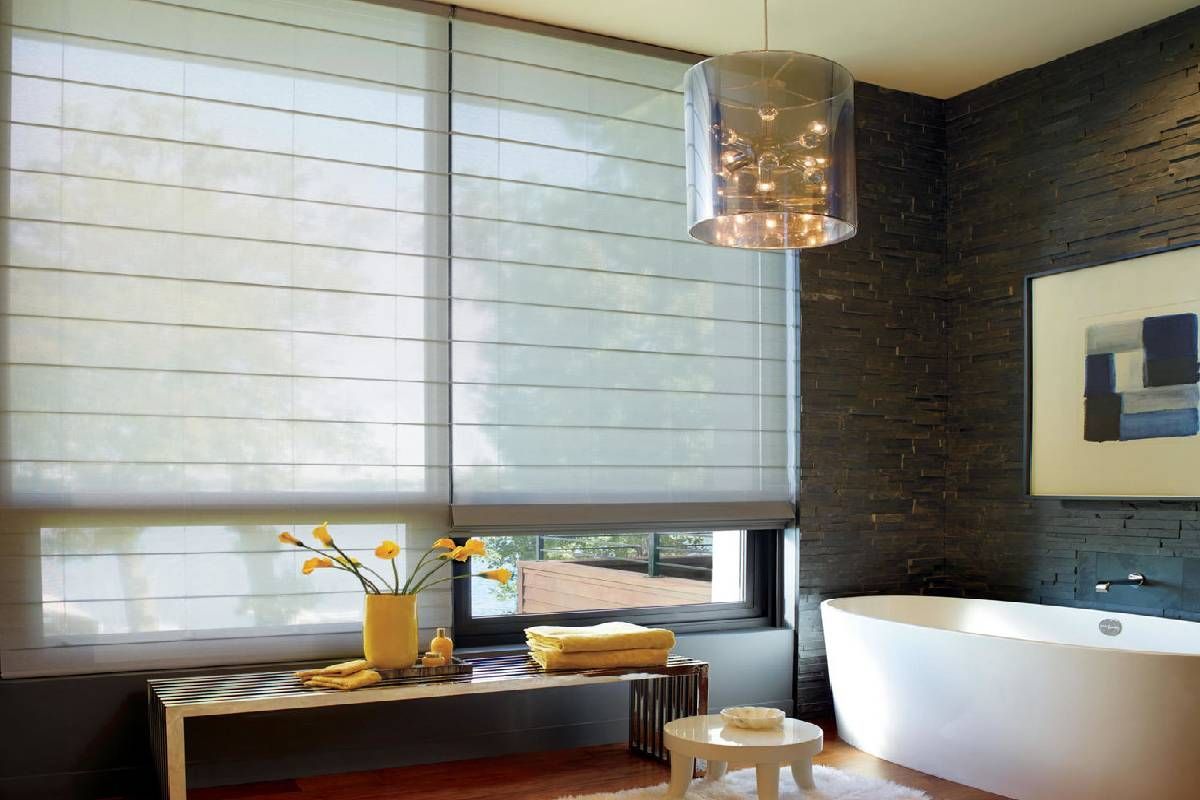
[1095,572,1146,593]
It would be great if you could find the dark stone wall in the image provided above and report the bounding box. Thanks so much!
[799,7,1200,712]
[796,83,949,714]
[944,8,1200,613]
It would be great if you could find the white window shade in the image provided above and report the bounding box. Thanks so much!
[0,0,451,676]
[448,17,796,529]
[0,2,797,678]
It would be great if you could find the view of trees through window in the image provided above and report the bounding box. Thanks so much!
[468,531,747,617]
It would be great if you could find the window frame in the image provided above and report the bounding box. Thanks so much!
[450,529,782,647]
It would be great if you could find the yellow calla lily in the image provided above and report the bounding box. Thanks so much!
[278,531,299,545]
[461,537,487,557]
[443,545,470,562]
[375,540,400,560]
[479,567,513,586]
[432,537,455,550]
[313,522,333,546]
[302,556,333,575]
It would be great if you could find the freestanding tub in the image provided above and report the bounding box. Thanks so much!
[821,595,1200,800]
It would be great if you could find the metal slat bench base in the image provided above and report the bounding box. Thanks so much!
[148,653,708,799]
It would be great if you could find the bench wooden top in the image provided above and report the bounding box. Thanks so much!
[147,653,708,718]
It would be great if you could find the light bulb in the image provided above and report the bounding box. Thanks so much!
[765,218,778,229]
[722,150,738,165]
[756,180,776,193]
[758,104,779,122]
[809,121,828,135]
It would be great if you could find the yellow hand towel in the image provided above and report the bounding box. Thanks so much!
[295,658,372,680]
[305,669,382,691]
[528,644,669,670]
[525,622,676,653]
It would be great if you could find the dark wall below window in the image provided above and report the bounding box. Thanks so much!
[0,628,792,799]
[945,7,1200,614]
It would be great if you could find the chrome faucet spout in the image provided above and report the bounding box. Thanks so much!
[1095,572,1146,593]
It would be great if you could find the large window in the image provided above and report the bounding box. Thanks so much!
[471,532,747,617]
[0,0,796,677]
[453,530,779,646]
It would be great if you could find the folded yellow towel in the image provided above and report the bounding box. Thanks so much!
[305,669,382,691]
[295,658,372,680]
[528,644,670,670]
[525,622,676,653]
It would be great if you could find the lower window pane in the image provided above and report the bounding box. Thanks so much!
[468,530,747,618]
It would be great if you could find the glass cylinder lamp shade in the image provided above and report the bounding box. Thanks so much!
[685,51,856,249]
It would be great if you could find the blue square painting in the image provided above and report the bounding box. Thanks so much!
[1084,313,1200,442]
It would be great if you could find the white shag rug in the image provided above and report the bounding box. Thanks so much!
[553,765,928,800]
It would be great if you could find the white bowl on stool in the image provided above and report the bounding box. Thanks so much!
[720,706,785,730]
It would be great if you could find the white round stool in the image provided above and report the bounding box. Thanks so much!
[663,714,823,800]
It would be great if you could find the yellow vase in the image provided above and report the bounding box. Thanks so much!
[363,593,418,669]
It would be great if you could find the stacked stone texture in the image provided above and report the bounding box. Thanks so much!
[797,7,1200,714]
[796,84,949,714]
[944,9,1200,612]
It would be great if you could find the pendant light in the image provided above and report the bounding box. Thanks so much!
[684,0,856,249]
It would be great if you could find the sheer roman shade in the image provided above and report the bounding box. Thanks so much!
[0,2,798,678]
[448,17,796,530]
[0,0,451,676]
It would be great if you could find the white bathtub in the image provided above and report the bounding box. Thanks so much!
[821,595,1200,800]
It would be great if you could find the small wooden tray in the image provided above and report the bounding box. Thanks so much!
[376,656,472,680]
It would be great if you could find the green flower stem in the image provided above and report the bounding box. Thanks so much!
[391,558,400,595]
[413,571,485,593]
[401,547,439,594]
[294,542,375,593]
[323,560,379,592]
[323,538,381,594]
[407,556,458,594]
[356,563,396,594]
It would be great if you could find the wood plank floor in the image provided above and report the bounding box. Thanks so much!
[189,720,1010,800]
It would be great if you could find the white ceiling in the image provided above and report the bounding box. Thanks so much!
[429,0,1197,98]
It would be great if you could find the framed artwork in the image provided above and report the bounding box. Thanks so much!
[1025,245,1200,498]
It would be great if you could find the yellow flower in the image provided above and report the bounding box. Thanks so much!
[432,537,455,550]
[375,540,400,560]
[439,537,486,561]
[335,555,361,567]
[313,522,333,546]
[441,545,471,562]
[278,531,299,545]
[302,556,333,575]
[480,567,513,586]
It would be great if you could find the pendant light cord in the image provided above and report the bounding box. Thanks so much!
[762,0,769,50]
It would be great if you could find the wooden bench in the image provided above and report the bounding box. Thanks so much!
[148,653,709,799]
